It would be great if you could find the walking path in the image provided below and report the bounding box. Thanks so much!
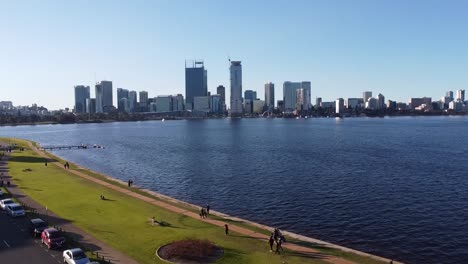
[12,140,398,264]
[0,143,139,264]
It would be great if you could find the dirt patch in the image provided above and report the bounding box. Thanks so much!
[157,239,223,264]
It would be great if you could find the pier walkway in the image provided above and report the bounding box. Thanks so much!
[26,141,397,264]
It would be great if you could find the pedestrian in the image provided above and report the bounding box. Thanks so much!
[273,228,279,241]
[275,237,283,254]
[206,205,210,214]
[128,180,131,187]
[45,161,47,166]
[269,235,274,252]
[200,208,204,218]
[224,224,229,235]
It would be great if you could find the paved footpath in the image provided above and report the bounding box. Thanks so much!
[1,143,139,264]
[19,141,396,264]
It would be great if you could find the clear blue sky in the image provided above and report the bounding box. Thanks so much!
[1,0,467,109]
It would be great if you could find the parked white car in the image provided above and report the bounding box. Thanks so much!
[0,198,15,210]
[63,248,90,264]
[6,203,25,217]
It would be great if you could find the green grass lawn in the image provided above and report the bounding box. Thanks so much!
[2,137,386,264]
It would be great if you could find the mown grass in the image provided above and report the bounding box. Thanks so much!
[2,137,386,264]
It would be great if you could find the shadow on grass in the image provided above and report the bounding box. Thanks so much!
[283,250,331,260]
[158,221,185,229]
[20,186,43,192]
[8,156,55,163]
[286,240,332,251]
[229,234,268,241]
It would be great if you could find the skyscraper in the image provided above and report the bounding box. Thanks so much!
[264,82,275,110]
[139,91,148,104]
[363,91,372,104]
[283,81,310,111]
[378,93,385,109]
[117,88,129,112]
[456,89,465,101]
[336,98,345,114]
[74,85,90,113]
[216,85,226,103]
[128,91,137,112]
[185,60,207,110]
[244,90,256,101]
[139,91,149,111]
[446,91,454,101]
[95,81,113,113]
[230,61,243,117]
[86,98,96,114]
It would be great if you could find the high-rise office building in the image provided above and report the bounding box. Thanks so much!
[185,60,207,110]
[230,61,243,117]
[95,81,113,113]
[283,81,311,111]
[264,82,275,110]
[316,97,322,107]
[173,94,184,111]
[74,85,90,113]
[363,91,372,104]
[117,88,129,111]
[244,90,256,101]
[378,93,385,109]
[456,89,465,102]
[128,91,137,112]
[216,85,226,103]
[139,91,148,104]
[446,91,454,101]
[86,98,96,114]
[139,91,149,112]
[336,98,345,114]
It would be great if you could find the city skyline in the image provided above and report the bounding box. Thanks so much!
[1,1,468,109]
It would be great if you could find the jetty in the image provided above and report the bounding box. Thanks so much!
[41,144,97,150]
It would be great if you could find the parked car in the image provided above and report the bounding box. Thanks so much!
[5,203,25,217]
[62,248,90,264]
[0,198,15,210]
[29,218,48,237]
[41,228,66,249]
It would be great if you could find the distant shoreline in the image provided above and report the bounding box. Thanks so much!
[0,112,466,127]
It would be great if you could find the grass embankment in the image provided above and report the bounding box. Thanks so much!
[3,137,386,264]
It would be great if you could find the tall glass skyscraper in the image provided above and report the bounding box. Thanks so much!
[264,82,275,110]
[185,60,207,110]
[95,81,113,113]
[74,85,90,113]
[283,81,310,111]
[230,61,243,117]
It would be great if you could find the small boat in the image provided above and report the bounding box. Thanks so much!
[162,118,165,122]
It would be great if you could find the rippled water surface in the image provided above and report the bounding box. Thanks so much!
[1,117,467,264]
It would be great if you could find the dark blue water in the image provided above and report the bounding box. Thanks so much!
[1,117,467,264]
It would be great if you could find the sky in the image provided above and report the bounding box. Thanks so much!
[1,0,467,109]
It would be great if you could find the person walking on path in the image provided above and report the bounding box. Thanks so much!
[224,224,229,235]
[269,235,275,252]
[206,205,210,214]
[200,208,205,219]
[275,237,283,254]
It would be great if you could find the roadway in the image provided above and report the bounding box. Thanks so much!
[0,209,63,264]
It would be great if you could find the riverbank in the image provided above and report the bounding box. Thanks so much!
[1,112,466,127]
[3,137,399,264]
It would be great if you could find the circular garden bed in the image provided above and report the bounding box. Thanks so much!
[157,239,223,264]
